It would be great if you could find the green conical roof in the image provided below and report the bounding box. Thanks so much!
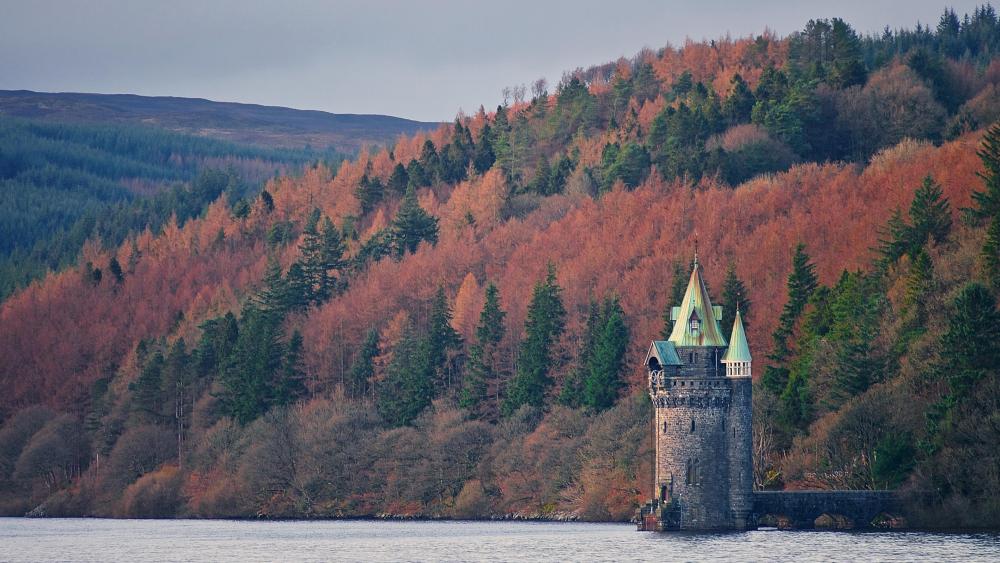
[722,310,751,363]
[667,259,728,347]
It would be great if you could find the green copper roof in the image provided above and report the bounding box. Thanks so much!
[722,310,751,363]
[646,341,682,367]
[667,259,728,347]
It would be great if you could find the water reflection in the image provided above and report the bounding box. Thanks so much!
[2,518,998,562]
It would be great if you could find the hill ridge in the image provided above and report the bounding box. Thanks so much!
[0,89,442,152]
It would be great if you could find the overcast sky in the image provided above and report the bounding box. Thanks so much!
[0,1,988,121]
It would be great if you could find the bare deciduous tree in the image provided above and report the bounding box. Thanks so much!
[531,78,548,100]
[752,417,777,490]
[512,84,527,105]
[501,86,512,107]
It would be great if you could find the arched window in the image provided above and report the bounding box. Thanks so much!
[694,459,700,484]
[690,419,695,433]
[663,421,668,434]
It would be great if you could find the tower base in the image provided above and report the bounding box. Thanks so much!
[636,500,756,531]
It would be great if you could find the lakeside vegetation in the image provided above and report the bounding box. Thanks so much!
[1,6,999,527]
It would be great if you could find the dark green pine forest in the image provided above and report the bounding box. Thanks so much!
[0,117,344,299]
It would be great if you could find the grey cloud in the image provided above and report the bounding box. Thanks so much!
[0,0,985,121]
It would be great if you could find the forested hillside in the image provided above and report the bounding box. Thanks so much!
[1,6,999,527]
[0,117,343,299]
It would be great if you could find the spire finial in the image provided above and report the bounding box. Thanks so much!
[693,234,699,268]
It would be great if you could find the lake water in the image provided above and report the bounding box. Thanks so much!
[1,518,999,562]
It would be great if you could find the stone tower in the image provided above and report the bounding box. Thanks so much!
[641,258,753,530]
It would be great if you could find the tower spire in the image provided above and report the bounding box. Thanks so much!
[667,258,726,347]
[722,309,752,376]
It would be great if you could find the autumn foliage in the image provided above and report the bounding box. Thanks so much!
[2,9,999,521]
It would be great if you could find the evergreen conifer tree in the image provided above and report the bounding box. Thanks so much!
[879,176,951,265]
[260,189,274,213]
[723,74,756,124]
[196,312,238,379]
[473,123,496,174]
[560,299,600,408]
[830,339,874,404]
[982,216,1000,292]
[969,122,1000,222]
[582,297,630,411]
[164,338,192,409]
[909,175,952,248]
[256,256,288,318]
[926,283,1000,445]
[388,163,409,196]
[441,119,474,183]
[906,249,935,324]
[877,208,910,265]
[108,257,124,284]
[378,329,434,426]
[968,125,1000,294]
[355,173,384,215]
[491,106,515,181]
[503,265,566,416]
[283,263,311,313]
[940,283,1000,392]
[530,156,552,196]
[217,305,285,424]
[407,159,431,188]
[391,185,439,257]
[346,328,380,400]
[131,350,165,423]
[317,217,346,300]
[721,263,751,334]
[427,286,463,390]
[274,331,308,407]
[298,209,325,303]
[763,243,818,394]
[460,283,506,420]
[419,140,441,183]
[827,18,868,89]
[456,119,474,156]
[304,207,322,234]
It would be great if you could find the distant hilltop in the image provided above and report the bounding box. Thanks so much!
[0,90,441,153]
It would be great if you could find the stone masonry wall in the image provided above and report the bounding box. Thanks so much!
[653,375,734,529]
[727,377,753,528]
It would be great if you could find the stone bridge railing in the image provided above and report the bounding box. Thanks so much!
[753,490,903,529]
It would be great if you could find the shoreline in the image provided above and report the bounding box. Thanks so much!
[8,514,1000,533]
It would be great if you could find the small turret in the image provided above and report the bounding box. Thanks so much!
[721,309,751,378]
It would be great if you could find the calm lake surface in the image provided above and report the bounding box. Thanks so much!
[1,518,999,562]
